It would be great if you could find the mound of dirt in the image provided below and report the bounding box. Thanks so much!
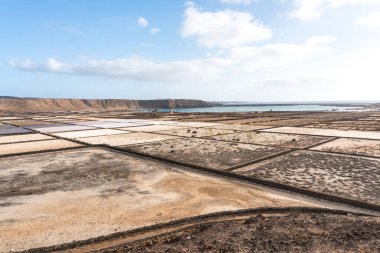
[100,213,380,253]
[0,98,220,113]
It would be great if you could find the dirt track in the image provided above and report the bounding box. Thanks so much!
[98,212,380,253]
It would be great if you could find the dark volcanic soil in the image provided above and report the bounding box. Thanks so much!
[237,150,380,206]
[98,213,380,253]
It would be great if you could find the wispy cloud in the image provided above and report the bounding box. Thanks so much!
[290,0,380,22]
[356,11,380,28]
[150,28,160,34]
[139,42,155,47]
[9,35,335,83]
[220,0,257,5]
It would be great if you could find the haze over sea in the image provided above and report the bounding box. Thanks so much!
[159,104,361,113]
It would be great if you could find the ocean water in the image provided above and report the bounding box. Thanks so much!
[159,104,360,113]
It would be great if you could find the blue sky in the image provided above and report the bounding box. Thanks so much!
[1,0,380,101]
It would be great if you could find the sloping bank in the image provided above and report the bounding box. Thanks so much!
[0,98,220,113]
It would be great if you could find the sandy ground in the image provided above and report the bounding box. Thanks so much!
[130,120,182,125]
[156,127,236,138]
[208,132,333,149]
[95,118,142,122]
[0,148,323,252]
[0,139,82,155]
[47,118,89,123]
[78,133,178,146]
[208,112,370,128]
[0,133,53,144]
[306,115,380,131]
[236,150,380,205]
[24,123,69,129]
[264,127,380,140]
[210,124,271,131]
[220,117,288,125]
[2,120,52,126]
[127,138,288,170]
[102,119,157,123]
[163,122,221,127]
[310,138,380,157]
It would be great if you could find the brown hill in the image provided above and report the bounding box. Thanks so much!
[0,98,220,113]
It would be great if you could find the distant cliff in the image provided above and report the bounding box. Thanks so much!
[0,98,220,113]
[366,103,380,108]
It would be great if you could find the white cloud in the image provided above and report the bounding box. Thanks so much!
[229,35,335,68]
[306,35,336,45]
[150,28,160,34]
[137,17,149,27]
[290,0,380,21]
[9,57,231,82]
[17,32,378,101]
[9,35,335,84]
[356,11,380,28]
[220,0,257,5]
[290,0,324,21]
[181,4,271,49]
[9,58,71,73]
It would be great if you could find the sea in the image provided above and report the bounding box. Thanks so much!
[158,104,361,113]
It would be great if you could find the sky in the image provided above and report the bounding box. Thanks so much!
[1,0,380,102]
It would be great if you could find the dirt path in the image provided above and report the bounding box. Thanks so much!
[93,211,380,253]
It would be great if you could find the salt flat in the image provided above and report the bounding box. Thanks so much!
[0,148,323,252]
[78,132,178,146]
[52,129,128,138]
[208,131,333,149]
[120,124,186,132]
[262,127,380,140]
[235,150,380,206]
[127,138,289,171]
[1,110,379,252]
[310,138,380,157]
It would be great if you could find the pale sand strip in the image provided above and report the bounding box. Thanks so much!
[0,139,82,155]
[0,133,53,144]
[52,129,128,139]
[34,125,95,133]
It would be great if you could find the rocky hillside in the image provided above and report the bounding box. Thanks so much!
[0,98,220,113]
